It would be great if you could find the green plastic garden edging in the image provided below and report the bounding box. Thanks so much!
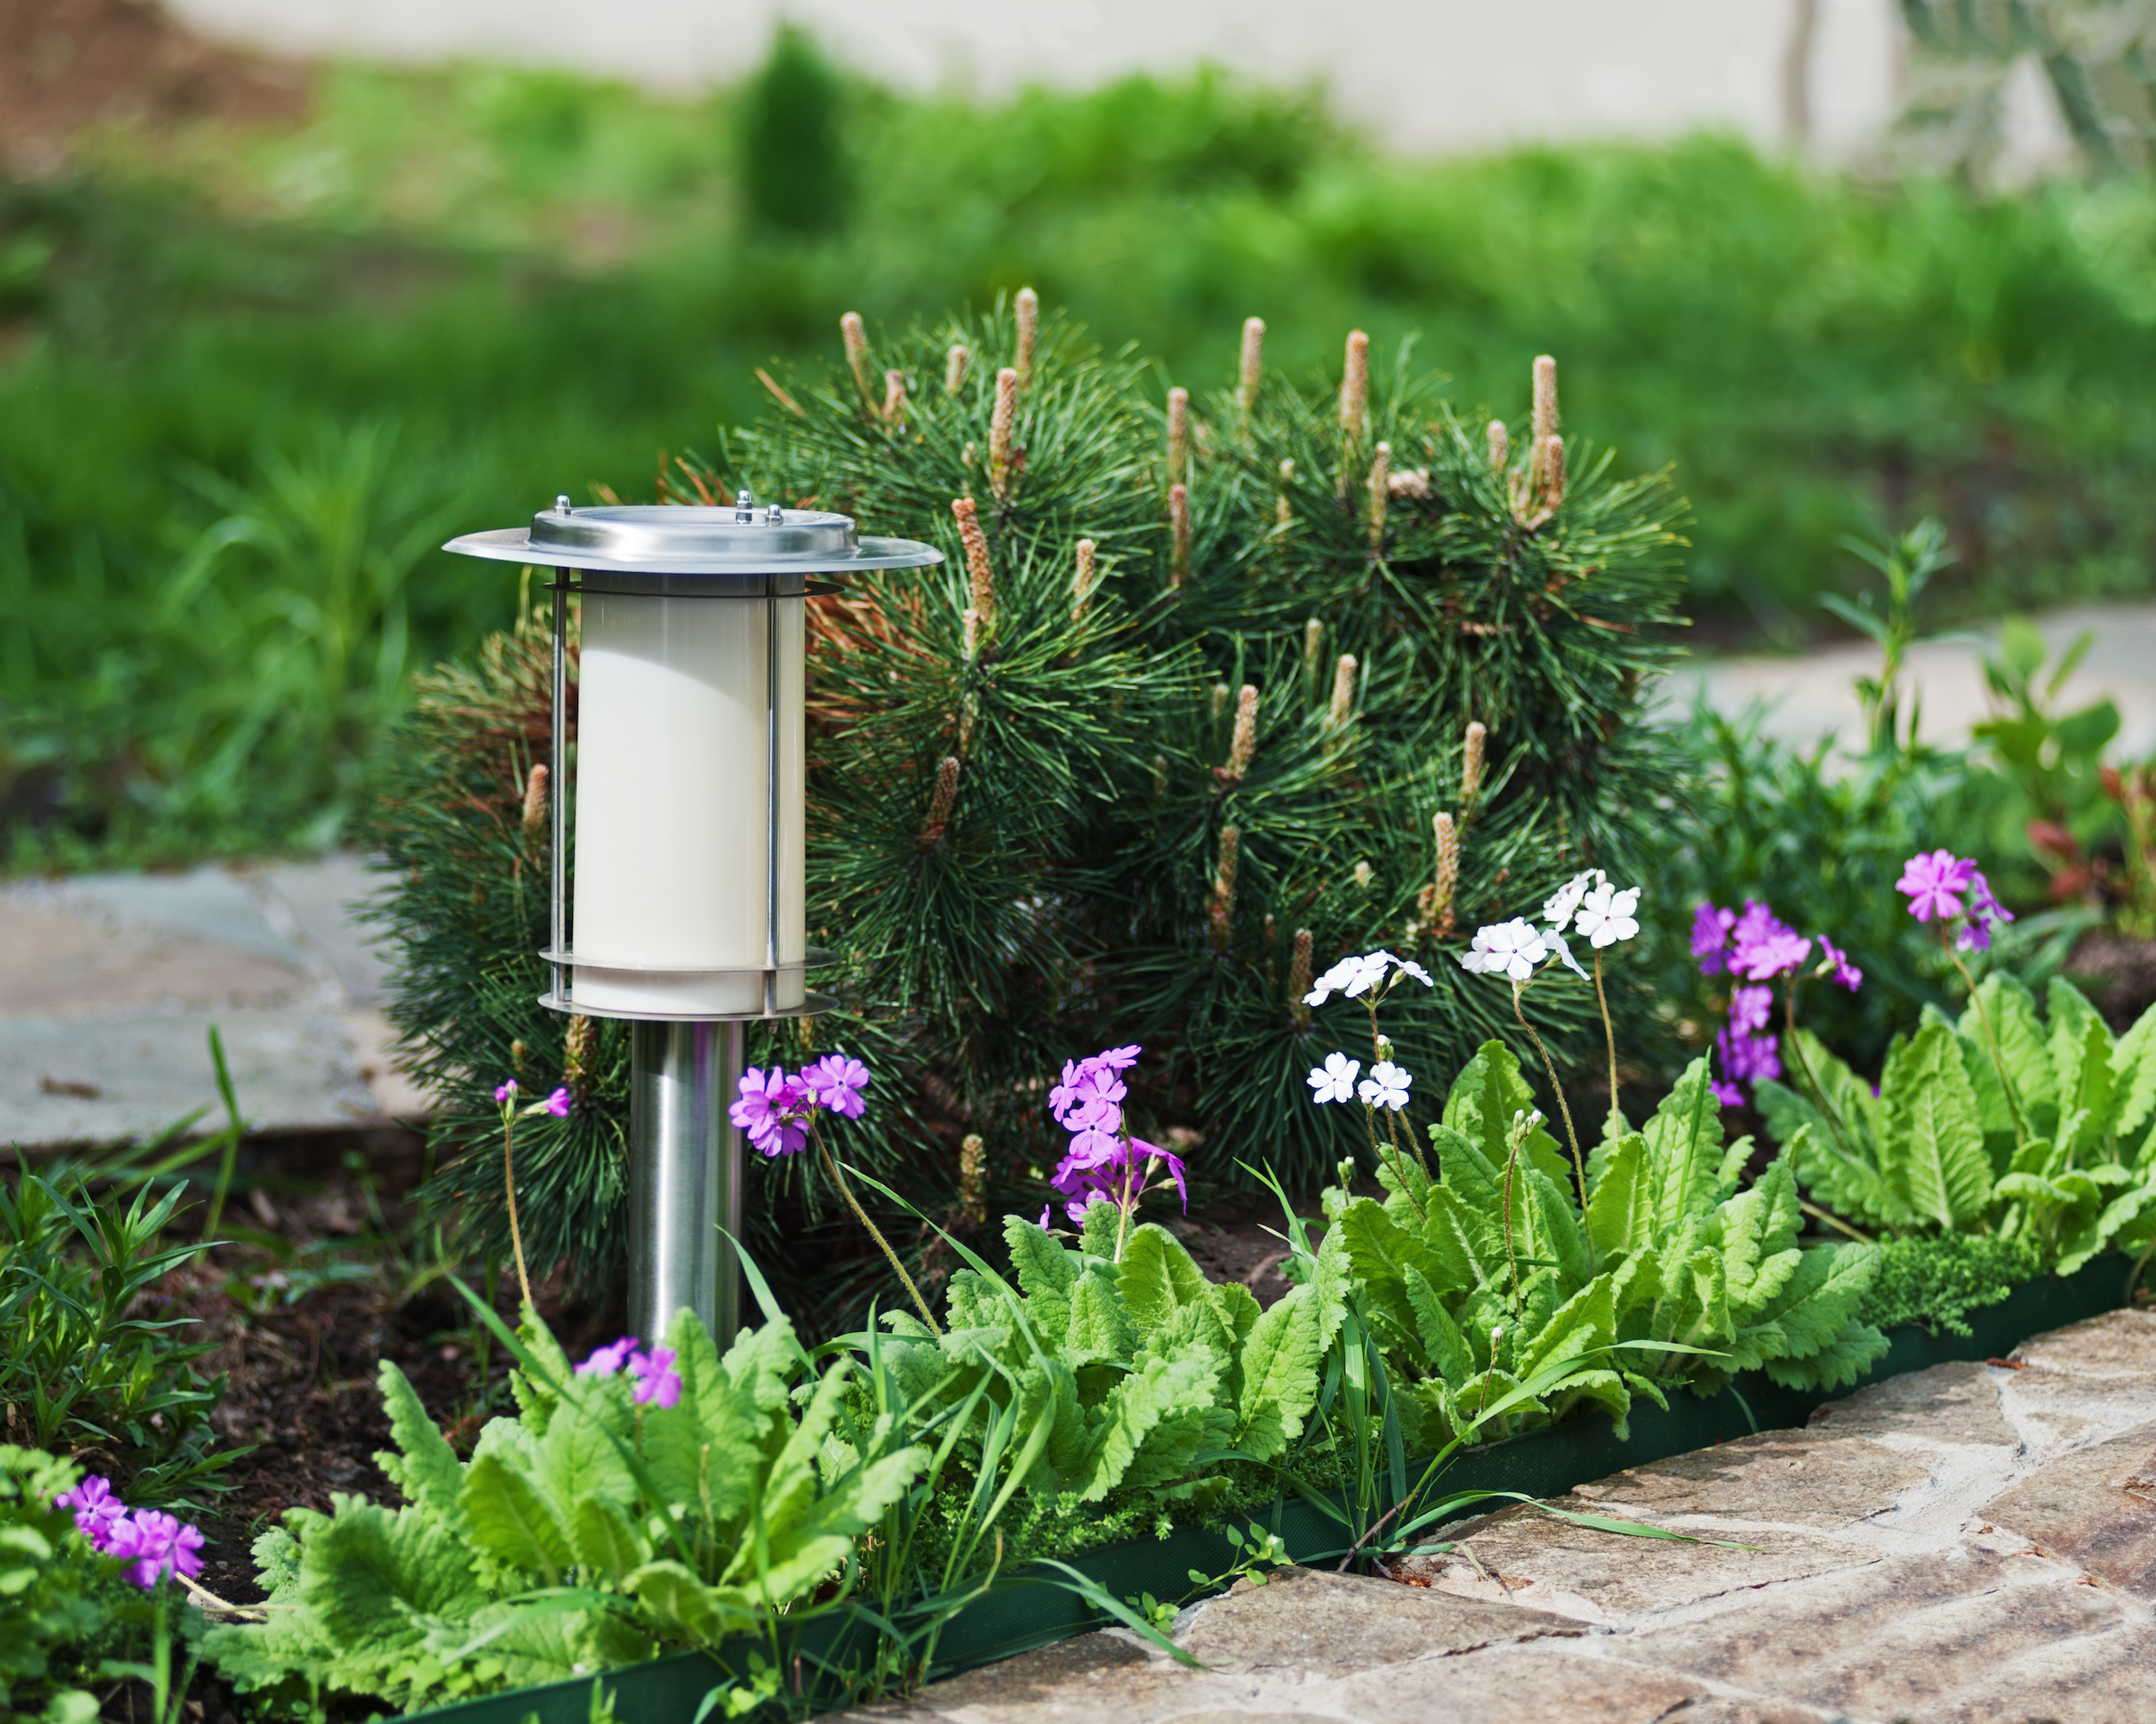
[399,1254,2139,1724]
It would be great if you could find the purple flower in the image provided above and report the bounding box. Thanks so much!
[1692,903,1736,975]
[538,1086,570,1117]
[57,1476,127,1547]
[575,1336,639,1377]
[107,1509,205,1590]
[802,1054,871,1119]
[1727,900,1811,980]
[1957,870,2016,953]
[1817,936,1863,991]
[494,1080,518,1104]
[1897,850,1975,923]
[1710,1078,1745,1109]
[1092,1044,1142,1074]
[1728,985,1774,1036]
[730,1067,809,1157]
[629,1345,682,1409]
[1716,1025,1782,1087]
[1050,1134,1187,1219]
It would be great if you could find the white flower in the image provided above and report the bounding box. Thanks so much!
[1304,957,1362,1007]
[1574,882,1641,949]
[1395,957,1434,987]
[1460,919,1547,981]
[1358,1060,1412,1111]
[1306,1051,1361,1105]
[1544,927,1590,980]
[1542,869,1602,932]
[1342,949,1399,999]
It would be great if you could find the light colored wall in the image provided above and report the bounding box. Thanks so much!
[167,0,1913,159]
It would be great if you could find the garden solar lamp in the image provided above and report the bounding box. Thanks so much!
[446,495,940,1342]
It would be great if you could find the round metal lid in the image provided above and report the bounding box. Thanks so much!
[444,495,944,575]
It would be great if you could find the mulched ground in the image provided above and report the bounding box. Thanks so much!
[2,0,308,177]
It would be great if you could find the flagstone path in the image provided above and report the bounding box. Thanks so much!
[845,1308,2156,1724]
[0,854,423,1150]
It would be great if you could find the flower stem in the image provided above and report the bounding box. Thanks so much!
[816,1130,942,1335]
[1943,936,2029,1155]
[1511,982,1596,1273]
[1783,983,1860,1167]
[1362,1104,1427,1224]
[1499,1129,1522,1316]
[1592,949,1621,1135]
[1798,1197,1874,1244]
[502,1109,535,1313]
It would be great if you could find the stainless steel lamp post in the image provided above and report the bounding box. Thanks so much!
[446,496,940,1343]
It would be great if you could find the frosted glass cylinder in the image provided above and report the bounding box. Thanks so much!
[570,581,804,1017]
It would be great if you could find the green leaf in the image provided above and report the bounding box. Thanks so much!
[1073,1353,1220,1502]
[463,1452,574,1582]
[1118,1225,1215,1337]
[1879,1021,1992,1228]
[1965,975,2058,1142]
[1444,1040,1572,1191]
[1642,1059,1729,1234]
[1585,1130,1654,1262]
[374,1361,468,1533]
[625,1560,761,1646]
[2113,1003,2156,1148]
[1231,1286,1319,1461]
[1063,1264,1138,1366]
[1714,1151,1804,1323]
[1515,1276,1617,1386]
[1005,1214,1078,1337]
[571,1497,645,1586]
[299,1502,483,1659]
[1401,1265,1477,1382]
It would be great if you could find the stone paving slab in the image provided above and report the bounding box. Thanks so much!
[850,1308,2156,1724]
[0,855,427,1147]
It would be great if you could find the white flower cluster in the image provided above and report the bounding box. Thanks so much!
[1304,948,1434,1007]
[1305,1051,1414,1112]
[1458,870,1641,983]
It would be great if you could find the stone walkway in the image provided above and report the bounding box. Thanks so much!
[0,855,424,1148]
[851,1308,2156,1724]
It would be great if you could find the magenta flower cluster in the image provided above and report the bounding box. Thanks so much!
[55,1476,205,1590]
[1693,898,1861,1107]
[495,1080,570,1117]
[1897,850,2014,952]
[727,1054,871,1158]
[1042,1044,1187,1227]
[573,1335,682,1408]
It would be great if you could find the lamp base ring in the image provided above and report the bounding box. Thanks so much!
[536,989,837,1023]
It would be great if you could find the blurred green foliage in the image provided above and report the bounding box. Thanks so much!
[739,26,851,233]
[6,40,2156,867]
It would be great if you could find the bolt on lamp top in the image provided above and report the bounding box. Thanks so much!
[444,493,944,576]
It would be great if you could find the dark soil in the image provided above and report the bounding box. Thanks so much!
[2064,925,2156,1033]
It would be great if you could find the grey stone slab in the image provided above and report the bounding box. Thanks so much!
[1985,1423,2156,1599]
[1903,1620,2156,1724]
[1175,1564,1578,1671]
[0,854,428,1140]
[831,1630,1199,1722]
[0,892,310,1020]
[1572,1429,1935,1528]
[254,854,393,1006]
[58,865,308,969]
[1804,1359,2017,1448]
[1617,1547,2140,1721]
[0,1007,377,1145]
[1389,1502,1880,1621]
[1998,1311,2156,1459]
[1324,1645,1707,1724]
